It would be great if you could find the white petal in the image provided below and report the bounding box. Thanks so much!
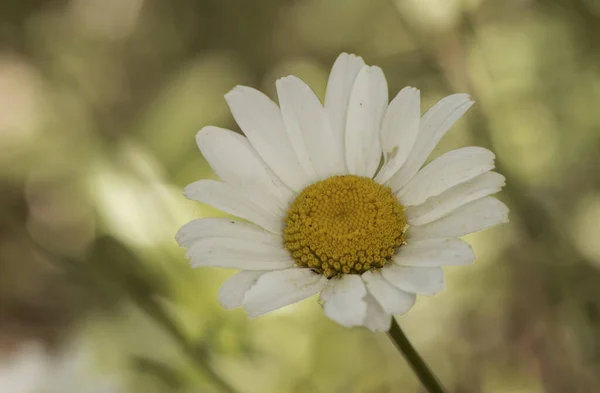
[184,180,284,234]
[345,65,388,178]
[243,268,327,317]
[218,271,266,310]
[363,294,392,332]
[277,76,345,179]
[382,265,444,295]
[186,238,293,270]
[176,218,280,248]
[408,197,509,239]
[362,270,416,315]
[325,53,366,159]
[320,274,367,327]
[398,147,496,207]
[387,94,474,192]
[196,126,293,206]
[225,86,311,192]
[375,87,421,184]
[406,171,506,225]
[392,238,476,267]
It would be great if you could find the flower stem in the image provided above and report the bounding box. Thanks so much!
[387,318,447,393]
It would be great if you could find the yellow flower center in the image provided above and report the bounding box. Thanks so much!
[283,175,407,278]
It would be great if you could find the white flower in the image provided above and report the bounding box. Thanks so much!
[177,53,508,332]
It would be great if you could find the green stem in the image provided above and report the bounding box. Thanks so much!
[387,318,447,393]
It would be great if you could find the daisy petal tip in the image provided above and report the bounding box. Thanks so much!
[335,52,351,60]
[243,308,261,319]
[223,88,238,101]
[182,185,194,199]
[274,77,289,91]
[364,315,392,332]
[196,125,214,136]
[497,199,510,215]
[217,294,238,311]
[485,198,511,226]
[194,126,214,146]
[225,85,259,104]
[369,65,385,78]
[174,230,186,248]
[349,53,365,62]
[225,84,246,96]
[218,302,237,311]
[395,296,416,315]
[451,93,475,108]
[184,253,195,266]
[276,75,297,86]
[369,323,392,333]
[336,52,364,63]
[427,276,447,296]
[243,302,272,319]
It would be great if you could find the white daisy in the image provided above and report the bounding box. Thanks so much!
[177,53,508,332]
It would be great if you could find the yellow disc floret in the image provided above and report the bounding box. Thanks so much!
[283,175,407,278]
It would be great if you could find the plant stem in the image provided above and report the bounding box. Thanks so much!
[387,318,447,393]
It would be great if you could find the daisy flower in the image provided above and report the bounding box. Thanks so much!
[176,53,508,332]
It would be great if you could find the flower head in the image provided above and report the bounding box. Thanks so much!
[177,53,508,332]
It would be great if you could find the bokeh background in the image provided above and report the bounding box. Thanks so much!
[2,0,600,392]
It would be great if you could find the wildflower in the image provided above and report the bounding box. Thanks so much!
[177,53,508,331]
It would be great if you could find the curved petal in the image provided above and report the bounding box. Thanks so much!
[186,238,293,270]
[277,76,345,180]
[175,218,279,248]
[196,126,293,205]
[345,65,388,178]
[375,87,421,184]
[363,294,392,332]
[325,53,366,161]
[406,171,506,226]
[408,197,509,239]
[225,86,311,192]
[398,147,496,207]
[321,274,367,327]
[387,94,474,192]
[218,270,266,310]
[382,265,445,295]
[184,180,284,234]
[362,270,416,315]
[392,238,476,267]
[243,268,327,317]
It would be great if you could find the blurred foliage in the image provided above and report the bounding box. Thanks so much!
[2,0,600,392]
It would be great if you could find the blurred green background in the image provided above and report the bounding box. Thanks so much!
[2,0,600,392]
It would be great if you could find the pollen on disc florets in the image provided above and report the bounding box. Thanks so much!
[283,175,407,278]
